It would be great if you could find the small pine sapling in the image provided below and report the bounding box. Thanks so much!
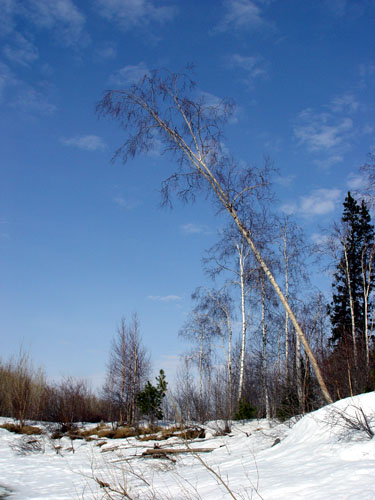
[136,370,167,425]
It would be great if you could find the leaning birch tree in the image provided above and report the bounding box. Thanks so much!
[97,68,332,404]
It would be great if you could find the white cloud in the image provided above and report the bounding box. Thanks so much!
[13,87,56,115]
[113,196,140,210]
[313,155,344,169]
[197,90,238,123]
[311,232,329,245]
[280,202,297,215]
[0,0,16,37]
[293,92,367,167]
[329,93,359,114]
[281,188,341,217]
[228,53,268,87]
[3,0,87,47]
[294,109,353,153]
[273,174,295,187]
[347,172,368,191]
[95,43,117,61]
[181,223,211,235]
[300,189,341,215]
[148,295,182,302]
[0,62,16,100]
[95,0,176,30]
[27,0,86,45]
[109,62,149,86]
[216,0,265,33]
[61,135,106,151]
[3,33,39,66]
[359,62,375,79]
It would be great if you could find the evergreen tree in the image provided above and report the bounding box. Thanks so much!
[329,192,375,358]
[136,370,167,424]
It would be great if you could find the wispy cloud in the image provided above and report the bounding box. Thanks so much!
[347,172,368,191]
[0,0,17,36]
[0,62,16,100]
[109,62,149,86]
[113,196,140,210]
[95,42,117,61]
[95,0,177,30]
[293,92,365,168]
[60,135,106,151]
[227,53,268,88]
[2,0,87,48]
[273,174,295,187]
[3,33,39,67]
[148,295,182,302]
[26,0,87,46]
[13,87,56,115]
[359,62,375,79]
[323,0,364,19]
[281,188,341,217]
[329,93,359,114]
[311,232,329,245]
[324,0,348,17]
[181,223,211,235]
[294,110,353,153]
[215,0,266,33]
[359,62,375,88]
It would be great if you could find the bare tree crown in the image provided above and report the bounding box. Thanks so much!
[97,68,268,212]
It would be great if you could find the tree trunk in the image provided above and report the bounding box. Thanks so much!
[296,330,303,412]
[261,277,270,419]
[343,243,357,367]
[238,242,248,402]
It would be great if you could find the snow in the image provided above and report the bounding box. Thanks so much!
[1,393,375,499]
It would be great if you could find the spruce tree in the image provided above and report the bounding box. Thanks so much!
[136,370,167,424]
[329,192,375,357]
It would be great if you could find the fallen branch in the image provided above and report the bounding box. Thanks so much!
[142,447,214,456]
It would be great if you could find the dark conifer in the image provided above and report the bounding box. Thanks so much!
[329,192,374,352]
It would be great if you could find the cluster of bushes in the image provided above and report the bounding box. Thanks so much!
[0,353,106,427]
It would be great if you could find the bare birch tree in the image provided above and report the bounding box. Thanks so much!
[104,314,149,426]
[192,287,234,417]
[179,311,215,421]
[204,228,254,403]
[97,68,332,404]
[276,216,310,406]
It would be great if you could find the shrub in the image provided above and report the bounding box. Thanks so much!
[0,423,42,435]
[234,399,256,421]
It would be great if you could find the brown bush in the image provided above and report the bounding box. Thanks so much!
[0,423,42,435]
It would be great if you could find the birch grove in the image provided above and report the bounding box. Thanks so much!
[97,69,333,404]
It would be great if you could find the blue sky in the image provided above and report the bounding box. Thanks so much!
[1,0,374,388]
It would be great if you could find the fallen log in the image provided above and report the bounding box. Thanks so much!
[142,447,214,456]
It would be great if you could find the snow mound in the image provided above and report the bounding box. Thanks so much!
[282,392,375,447]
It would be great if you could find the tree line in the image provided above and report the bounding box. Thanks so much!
[0,316,166,428]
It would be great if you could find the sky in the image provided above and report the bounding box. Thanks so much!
[1,0,375,389]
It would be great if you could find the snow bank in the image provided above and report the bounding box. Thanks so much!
[0,393,374,499]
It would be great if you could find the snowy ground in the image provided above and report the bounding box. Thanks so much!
[1,393,375,500]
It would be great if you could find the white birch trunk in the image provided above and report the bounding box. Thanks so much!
[261,277,270,419]
[343,243,357,366]
[283,226,290,384]
[362,245,374,368]
[296,330,303,412]
[237,242,248,402]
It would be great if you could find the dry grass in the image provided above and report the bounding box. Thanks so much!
[0,423,42,435]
